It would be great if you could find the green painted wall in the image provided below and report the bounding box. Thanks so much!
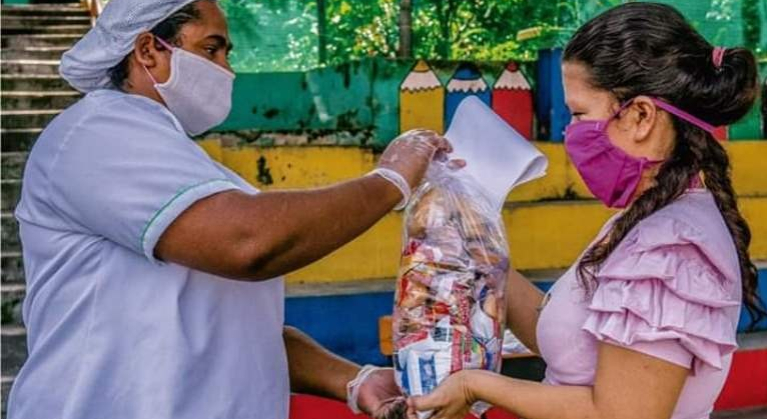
[216,57,763,145]
[217,58,537,148]
[219,60,374,132]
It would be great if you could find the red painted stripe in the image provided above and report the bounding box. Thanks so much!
[290,349,767,418]
[290,395,362,419]
[714,348,767,410]
[491,89,533,140]
[289,395,520,419]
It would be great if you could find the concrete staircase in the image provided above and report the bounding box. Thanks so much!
[1,2,89,414]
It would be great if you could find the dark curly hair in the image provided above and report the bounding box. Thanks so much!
[564,2,766,329]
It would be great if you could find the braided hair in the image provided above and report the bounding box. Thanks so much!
[563,2,766,329]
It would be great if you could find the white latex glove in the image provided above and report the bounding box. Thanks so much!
[372,129,465,210]
[348,366,407,419]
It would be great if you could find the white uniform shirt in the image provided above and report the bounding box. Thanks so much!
[9,89,289,419]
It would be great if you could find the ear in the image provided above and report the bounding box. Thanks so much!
[629,96,658,143]
[133,32,165,69]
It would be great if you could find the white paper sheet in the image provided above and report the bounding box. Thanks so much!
[443,96,548,212]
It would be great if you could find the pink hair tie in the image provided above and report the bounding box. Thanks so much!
[712,46,726,71]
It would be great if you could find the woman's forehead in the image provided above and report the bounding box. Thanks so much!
[179,1,230,42]
[562,62,614,109]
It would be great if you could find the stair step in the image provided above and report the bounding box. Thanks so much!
[1,4,89,17]
[1,34,81,49]
[2,213,21,254]
[1,15,91,26]
[1,180,22,212]
[1,326,27,377]
[2,110,62,129]
[1,59,59,75]
[2,91,80,110]
[1,74,72,91]
[1,24,90,36]
[1,128,42,153]
[1,283,25,328]
[1,251,25,284]
[1,152,28,180]
[1,47,69,61]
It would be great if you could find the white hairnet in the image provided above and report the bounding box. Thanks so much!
[60,0,201,92]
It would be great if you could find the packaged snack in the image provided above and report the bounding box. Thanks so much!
[393,163,509,418]
[392,97,549,418]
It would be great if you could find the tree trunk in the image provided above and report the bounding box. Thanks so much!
[398,0,413,58]
[317,0,327,64]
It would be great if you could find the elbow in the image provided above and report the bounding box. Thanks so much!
[231,233,294,282]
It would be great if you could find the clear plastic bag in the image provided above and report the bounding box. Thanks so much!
[392,162,509,418]
[391,96,548,418]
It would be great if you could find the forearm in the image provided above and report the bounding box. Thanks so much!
[468,371,599,419]
[283,326,360,401]
[504,269,545,353]
[242,173,401,280]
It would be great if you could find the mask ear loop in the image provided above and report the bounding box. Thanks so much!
[153,36,175,52]
[597,99,634,132]
[141,36,174,85]
[649,98,717,135]
[610,99,666,166]
[612,99,635,119]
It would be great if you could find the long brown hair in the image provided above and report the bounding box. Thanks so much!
[563,2,766,329]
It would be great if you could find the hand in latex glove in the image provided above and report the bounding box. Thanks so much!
[378,129,464,190]
[374,130,465,210]
[348,366,407,419]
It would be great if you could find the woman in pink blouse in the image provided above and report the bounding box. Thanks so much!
[407,3,766,419]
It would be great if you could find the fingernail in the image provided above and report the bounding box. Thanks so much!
[447,159,466,170]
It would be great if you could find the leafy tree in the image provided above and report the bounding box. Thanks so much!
[220,0,765,72]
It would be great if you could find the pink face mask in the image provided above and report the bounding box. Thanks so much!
[564,97,717,208]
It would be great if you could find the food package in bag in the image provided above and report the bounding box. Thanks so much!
[392,97,548,418]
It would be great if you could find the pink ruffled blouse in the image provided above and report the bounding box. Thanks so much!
[536,189,742,419]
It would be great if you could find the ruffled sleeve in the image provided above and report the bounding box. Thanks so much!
[581,215,741,375]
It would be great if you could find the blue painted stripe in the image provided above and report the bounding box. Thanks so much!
[286,268,767,365]
[534,48,571,142]
[738,267,767,332]
[285,292,394,366]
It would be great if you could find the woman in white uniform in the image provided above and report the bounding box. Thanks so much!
[7,1,458,418]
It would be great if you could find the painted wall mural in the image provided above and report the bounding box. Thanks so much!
[218,56,764,146]
[492,62,534,140]
[397,60,534,141]
[399,60,445,134]
[445,62,492,128]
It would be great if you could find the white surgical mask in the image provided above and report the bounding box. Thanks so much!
[143,37,235,136]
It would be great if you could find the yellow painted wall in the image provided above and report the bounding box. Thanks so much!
[281,197,766,283]
[400,89,445,134]
[196,139,767,284]
[198,139,767,201]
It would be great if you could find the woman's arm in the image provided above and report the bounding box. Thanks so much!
[155,130,455,281]
[504,269,545,354]
[284,327,406,419]
[408,342,688,419]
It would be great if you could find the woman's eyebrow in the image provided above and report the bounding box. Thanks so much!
[204,34,234,52]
